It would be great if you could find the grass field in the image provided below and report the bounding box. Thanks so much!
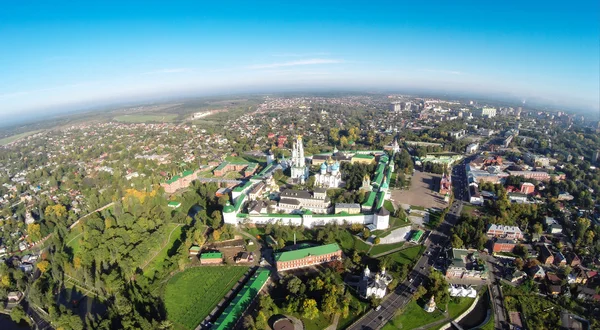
[143,224,184,278]
[0,129,45,146]
[164,266,248,330]
[380,245,424,265]
[337,230,371,253]
[461,204,482,216]
[114,114,177,123]
[383,300,445,330]
[369,242,404,256]
[65,223,84,256]
[447,297,475,319]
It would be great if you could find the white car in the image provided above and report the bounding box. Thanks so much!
[375,305,382,311]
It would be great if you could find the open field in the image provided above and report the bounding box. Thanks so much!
[65,223,84,256]
[391,171,447,209]
[114,114,178,123]
[369,241,404,255]
[164,266,249,330]
[379,245,424,265]
[143,224,184,278]
[0,129,45,145]
[383,300,445,330]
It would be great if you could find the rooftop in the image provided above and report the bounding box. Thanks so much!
[274,243,341,262]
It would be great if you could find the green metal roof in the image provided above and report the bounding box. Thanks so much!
[411,230,424,242]
[165,169,196,184]
[189,246,201,252]
[363,191,377,207]
[232,181,252,192]
[200,252,222,259]
[233,194,246,211]
[213,269,271,330]
[376,191,386,209]
[223,201,234,213]
[274,243,341,262]
[353,154,375,159]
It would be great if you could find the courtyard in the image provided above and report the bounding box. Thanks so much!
[390,170,448,209]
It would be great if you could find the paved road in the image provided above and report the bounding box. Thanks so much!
[484,257,508,330]
[348,200,463,330]
[348,162,471,330]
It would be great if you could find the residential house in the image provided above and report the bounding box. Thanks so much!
[7,292,22,302]
[576,286,600,302]
[189,246,201,256]
[554,252,567,266]
[486,224,524,240]
[539,244,555,265]
[491,238,516,253]
[527,265,546,279]
[566,252,581,267]
[235,252,252,263]
[510,270,527,283]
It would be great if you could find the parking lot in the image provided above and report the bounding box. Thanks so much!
[391,171,448,209]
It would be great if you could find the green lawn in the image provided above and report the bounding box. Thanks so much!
[65,223,84,257]
[143,224,184,278]
[369,242,404,256]
[383,300,445,330]
[411,205,426,211]
[294,313,332,330]
[447,297,475,319]
[338,230,371,254]
[337,298,370,330]
[384,200,395,213]
[381,246,424,265]
[461,204,481,216]
[0,129,45,146]
[114,114,177,123]
[164,266,249,330]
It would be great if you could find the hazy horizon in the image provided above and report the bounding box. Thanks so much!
[1,1,599,122]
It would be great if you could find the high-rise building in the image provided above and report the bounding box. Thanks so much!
[290,135,308,183]
[389,102,401,112]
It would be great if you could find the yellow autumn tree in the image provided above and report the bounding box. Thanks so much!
[27,223,42,243]
[37,260,50,273]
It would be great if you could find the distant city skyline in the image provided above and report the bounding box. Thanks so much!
[1,1,598,121]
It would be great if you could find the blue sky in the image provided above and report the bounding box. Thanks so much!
[1,1,598,119]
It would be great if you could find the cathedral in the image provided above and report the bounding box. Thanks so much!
[290,135,309,183]
[314,159,343,188]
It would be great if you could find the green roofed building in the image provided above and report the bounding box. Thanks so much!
[167,201,181,208]
[200,252,223,264]
[274,243,342,271]
[410,230,424,243]
[212,269,271,330]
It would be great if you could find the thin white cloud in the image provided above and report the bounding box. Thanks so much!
[271,52,330,57]
[0,82,95,99]
[422,69,464,75]
[246,58,343,69]
[144,68,192,74]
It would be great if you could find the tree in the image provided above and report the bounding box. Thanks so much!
[37,260,50,273]
[350,223,363,234]
[322,293,339,317]
[287,276,304,295]
[533,222,543,235]
[10,305,28,325]
[255,311,268,329]
[451,234,464,248]
[514,258,524,270]
[302,299,319,320]
[259,294,275,316]
[27,223,42,243]
[413,285,427,301]
[363,228,371,238]
[374,237,381,245]
[242,315,256,330]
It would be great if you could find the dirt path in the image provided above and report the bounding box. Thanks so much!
[139,223,184,271]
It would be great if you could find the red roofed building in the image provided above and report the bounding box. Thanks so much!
[521,182,535,195]
[267,132,276,139]
[277,136,287,148]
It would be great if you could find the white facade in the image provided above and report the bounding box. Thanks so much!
[466,143,479,154]
[360,267,393,299]
[314,161,342,188]
[290,136,309,183]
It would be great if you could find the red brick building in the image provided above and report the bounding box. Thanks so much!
[520,182,535,195]
[274,243,342,271]
[277,136,287,148]
[491,239,517,253]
